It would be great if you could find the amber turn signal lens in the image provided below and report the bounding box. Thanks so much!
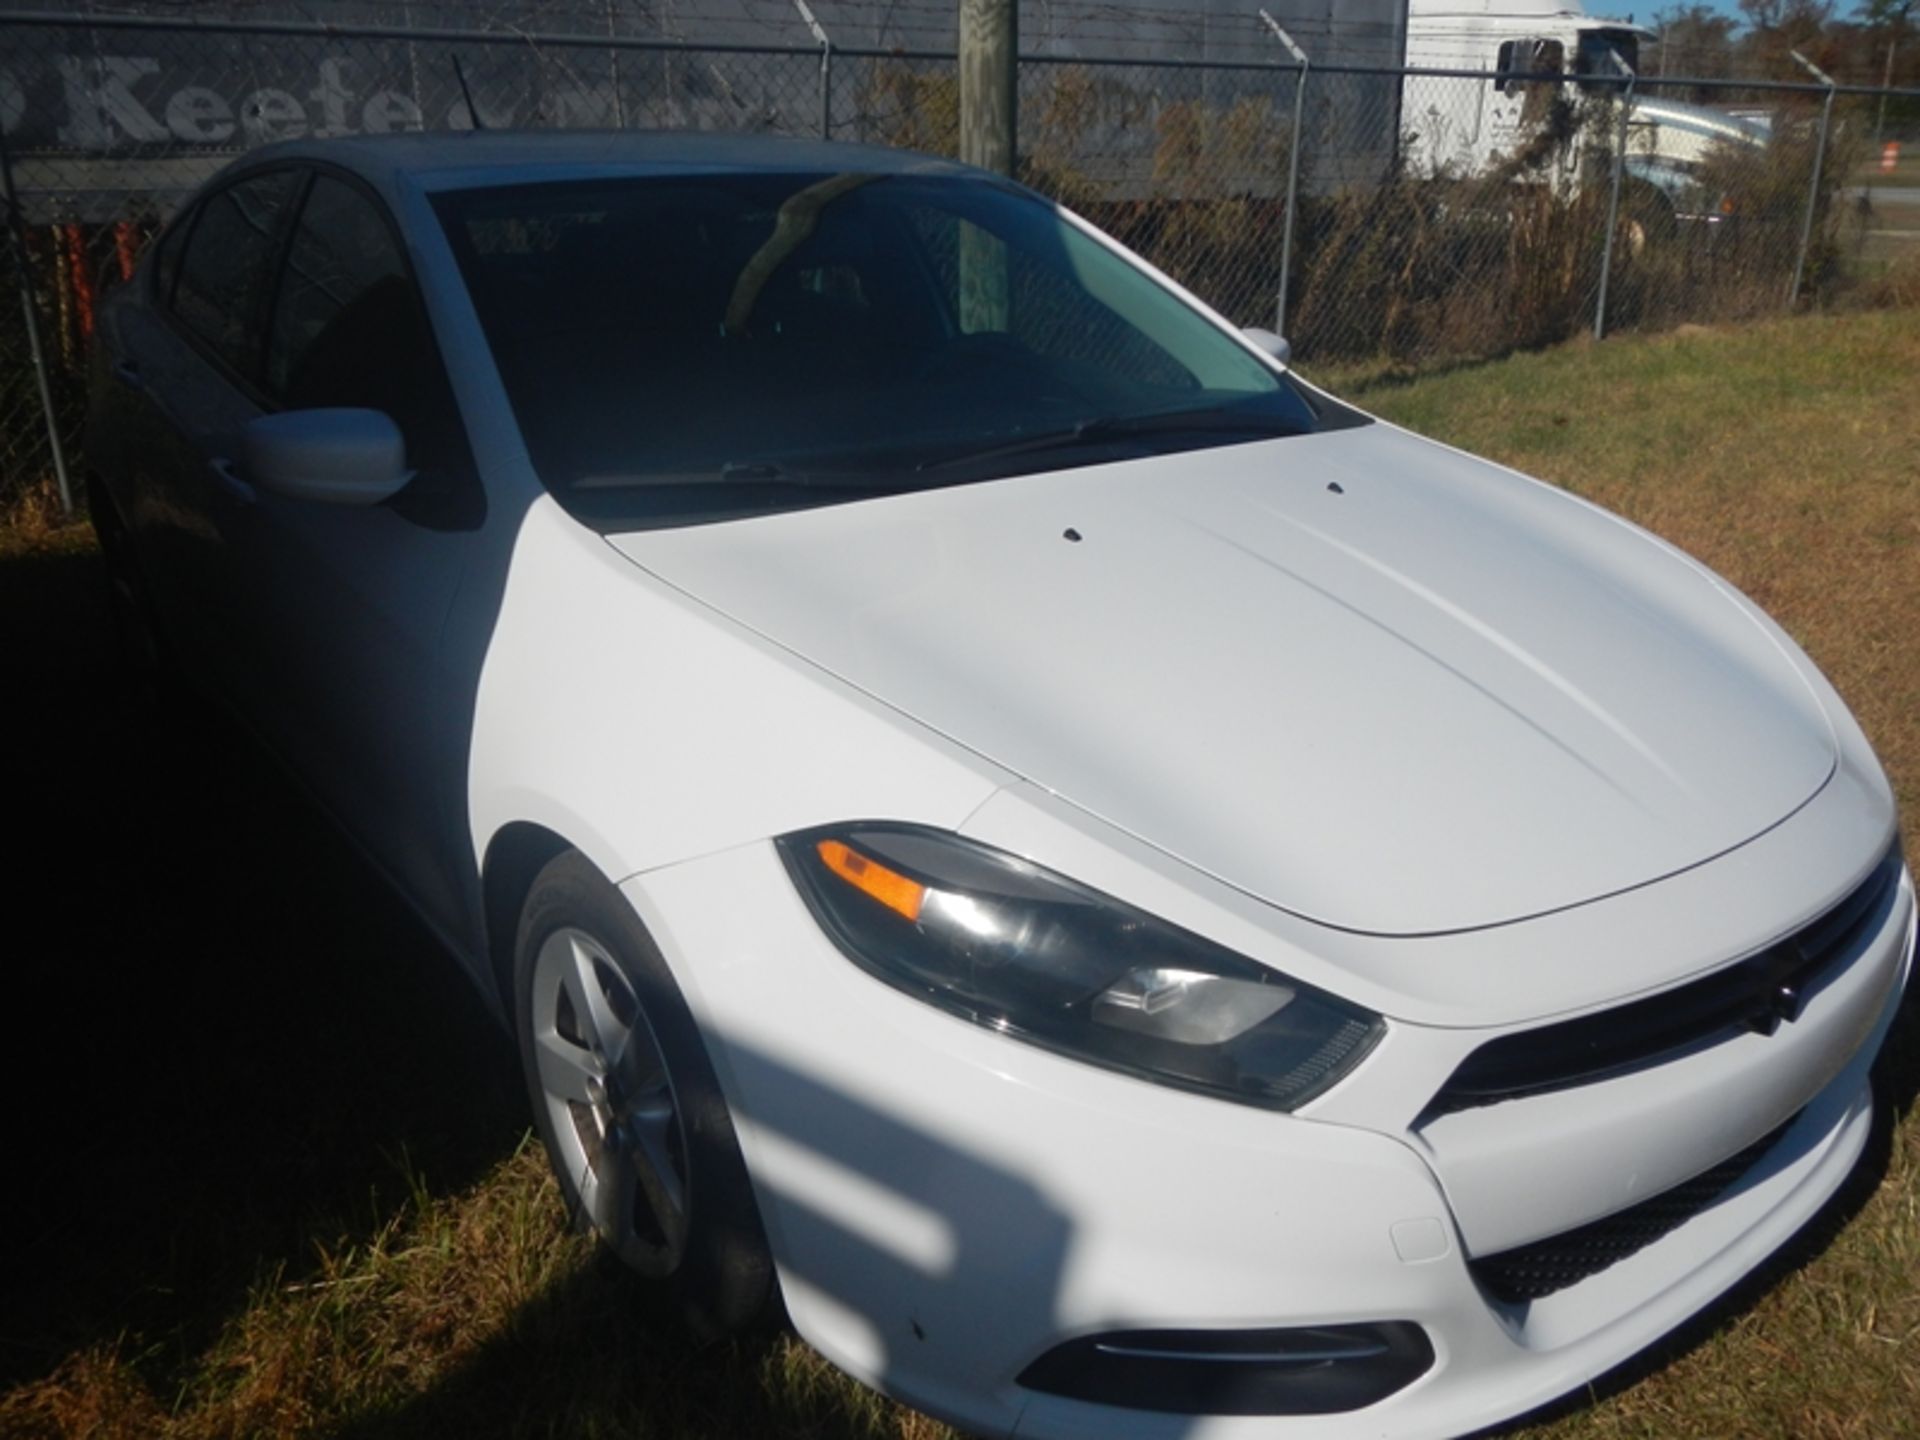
[816,838,926,921]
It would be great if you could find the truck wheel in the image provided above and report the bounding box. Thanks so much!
[1616,181,1678,260]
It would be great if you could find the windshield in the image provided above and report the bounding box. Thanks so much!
[1575,28,1639,89]
[433,170,1351,528]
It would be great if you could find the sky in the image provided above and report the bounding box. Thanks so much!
[1601,0,1879,32]
[1599,0,1749,28]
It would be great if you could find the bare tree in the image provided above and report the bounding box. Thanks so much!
[1739,0,1839,75]
[1654,2,1740,77]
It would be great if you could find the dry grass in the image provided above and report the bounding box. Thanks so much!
[2,310,1916,1440]
[0,478,89,560]
[0,1146,931,1440]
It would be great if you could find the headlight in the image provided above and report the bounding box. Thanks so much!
[776,823,1382,1110]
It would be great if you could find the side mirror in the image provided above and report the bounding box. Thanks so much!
[244,408,413,506]
[1242,327,1292,368]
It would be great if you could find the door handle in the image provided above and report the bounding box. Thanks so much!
[209,456,256,504]
[112,359,144,389]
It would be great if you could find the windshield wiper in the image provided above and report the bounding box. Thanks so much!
[575,460,901,491]
[916,406,1310,475]
[573,407,1309,493]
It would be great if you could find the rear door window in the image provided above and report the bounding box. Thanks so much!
[171,168,301,380]
[266,175,410,398]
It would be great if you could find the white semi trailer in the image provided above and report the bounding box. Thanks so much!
[1402,0,1768,220]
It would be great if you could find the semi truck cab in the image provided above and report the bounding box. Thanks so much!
[1403,0,1766,218]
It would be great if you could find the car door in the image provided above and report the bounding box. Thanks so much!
[104,167,302,695]
[224,168,486,944]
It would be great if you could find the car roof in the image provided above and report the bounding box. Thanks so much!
[236,129,977,193]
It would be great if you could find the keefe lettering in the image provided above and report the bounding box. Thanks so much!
[57,55,168,145]
[165,86,234,143]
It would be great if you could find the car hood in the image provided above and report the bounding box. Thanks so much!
[605,422,1836,935]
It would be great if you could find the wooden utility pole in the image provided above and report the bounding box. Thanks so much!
[958,0,1016,332]
[959,0,1017,176]
[1876,2,1911,151]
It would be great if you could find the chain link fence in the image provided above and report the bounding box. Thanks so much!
[3,10,1918,516]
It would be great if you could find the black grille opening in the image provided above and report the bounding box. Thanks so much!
[1469,1117,1795,1303]
[1017,1322,1435,1415]
[1425,847,1901,1119]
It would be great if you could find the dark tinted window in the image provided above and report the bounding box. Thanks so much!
[1496,38,1565,97]
[1575,29,1637,89]
[172,169,300,377]
[267,176,408,394]
[267,175,469,479]
[906,207,1192,389]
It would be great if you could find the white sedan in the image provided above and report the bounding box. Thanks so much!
[86,131,1913,1439]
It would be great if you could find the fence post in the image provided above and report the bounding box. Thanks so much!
[1787,50,1837,309]
[792,0,833,139]
[1593,49,1636,342]
[0,121,74,519]
[1259,10,1309,339]
[603,0,626,128]
[821,44,834,139]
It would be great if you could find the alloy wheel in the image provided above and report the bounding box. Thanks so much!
[529,926,690,1274]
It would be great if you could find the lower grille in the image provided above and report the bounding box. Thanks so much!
[1469,1117,1795,1303]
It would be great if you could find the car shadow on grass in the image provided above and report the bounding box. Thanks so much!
[0,540,527,1393]
[0,541,1086,1440]
[318,1262,838,1439]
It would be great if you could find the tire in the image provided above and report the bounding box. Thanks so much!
[514,849,777,1336]
[1615,181,1678,261]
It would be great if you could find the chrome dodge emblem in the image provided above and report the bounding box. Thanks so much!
[1746,977,1805,1036]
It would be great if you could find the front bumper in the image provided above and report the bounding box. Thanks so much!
[621,843,1913,1440]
